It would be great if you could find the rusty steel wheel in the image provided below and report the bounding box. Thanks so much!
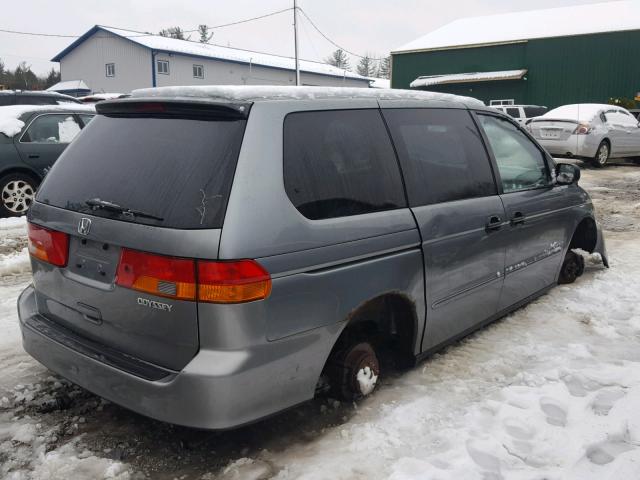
[330,341,380,400]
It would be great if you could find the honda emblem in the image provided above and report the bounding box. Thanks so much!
[78,218,92,236]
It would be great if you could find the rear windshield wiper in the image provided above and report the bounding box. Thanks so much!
[85,198,164,221]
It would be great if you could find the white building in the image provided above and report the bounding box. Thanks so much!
[51,25,371,94]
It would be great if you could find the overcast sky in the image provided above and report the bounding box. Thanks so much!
[0,0,618,75]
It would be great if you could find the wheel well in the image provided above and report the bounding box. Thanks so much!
[601,138,611,148]
[0,167,42,183]
[569,217,597,253]
[325,294,419,372]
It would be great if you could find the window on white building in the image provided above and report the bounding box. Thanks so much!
[193,64,204,79]
[157,60,170,75]
[105,63,115,77]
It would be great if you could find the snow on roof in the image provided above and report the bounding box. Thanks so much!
[0,104,95,137]
[130,85,485,107]
[47,80,90,92]
[78,93,126,102]
[369,78,391,89]
[394,0,640,53]
[410,69,527,88]
[540,104,612,122]
[55,26,368,82]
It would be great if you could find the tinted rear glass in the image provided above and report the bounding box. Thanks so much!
[383,108,497,206]
[283,109,406,220]
[523,106,547,117]
[36,114,246,229]
[0,95,14,106]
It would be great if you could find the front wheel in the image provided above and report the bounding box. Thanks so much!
[0,172,39,217]
[592,141,610,168]
[558,250,585,284]
[329,341,380,400]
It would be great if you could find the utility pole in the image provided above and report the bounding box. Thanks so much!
[293,0,300,86]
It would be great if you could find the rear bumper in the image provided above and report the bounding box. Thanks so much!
[18,285,333,430]
[537,135,599,158]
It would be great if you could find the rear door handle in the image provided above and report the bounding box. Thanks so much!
[485,215,503,231]
[511,211,526,226]
[28,154,40,159]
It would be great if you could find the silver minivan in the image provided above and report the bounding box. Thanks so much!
[18,86,608,429]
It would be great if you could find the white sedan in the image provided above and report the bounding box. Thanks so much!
[528,104,640,167]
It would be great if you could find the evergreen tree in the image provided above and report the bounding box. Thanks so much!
[198,25,213,43]
[377,55,391,79]
[357,55,375,77]
[44,68,61,88]
[325,49,350,70]
[158,27,190,40]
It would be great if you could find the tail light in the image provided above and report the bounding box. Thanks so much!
[198,260,272,304]
[573,123,592,135]
[116,249,196,300]
[115,248,271,304]
[27,223,69,267]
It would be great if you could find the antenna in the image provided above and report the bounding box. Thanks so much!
[293,0,300,86]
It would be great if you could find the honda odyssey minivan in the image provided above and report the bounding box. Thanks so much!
[18,86,608,429]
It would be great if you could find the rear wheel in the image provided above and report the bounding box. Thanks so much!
[0,172,38,217]
[592,141,610,168]
[329,340,380,400]
[558,250,585,284]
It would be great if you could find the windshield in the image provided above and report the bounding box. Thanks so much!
[36,114,246,229]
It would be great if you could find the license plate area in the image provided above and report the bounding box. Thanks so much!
[67,237,121,284]
[540,129,561,139]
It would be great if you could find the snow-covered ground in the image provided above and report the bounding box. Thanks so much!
[1,165,639,479]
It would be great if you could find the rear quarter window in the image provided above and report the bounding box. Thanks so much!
[283,109,406,220]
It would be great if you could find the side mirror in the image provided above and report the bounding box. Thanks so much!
[555,163,580,185]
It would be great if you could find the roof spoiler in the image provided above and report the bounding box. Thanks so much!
[96,98,251,119]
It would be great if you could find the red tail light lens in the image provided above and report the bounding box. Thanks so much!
[27,223,69,267]
[198,260,272,304]
[116,249,196,300]
[115,249,272,304]
[573,123,592,135]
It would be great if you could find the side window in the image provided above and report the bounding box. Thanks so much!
[283,109,406,220]
[478,114,550,193]
[193,64,204,79]
[21,115,82,144]
[506,107,520,119]
[105,63,115,77]
[157,60,170,75]
[383,108,496,206]
[79,114,95,126]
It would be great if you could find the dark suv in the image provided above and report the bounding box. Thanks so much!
[0,90,82,106]
[18,86,608,430]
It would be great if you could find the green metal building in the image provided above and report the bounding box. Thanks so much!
[391,1,640,108]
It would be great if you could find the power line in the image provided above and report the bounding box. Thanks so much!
[0,28,77,38]
[0,7,294,40]
[296,7,386,61]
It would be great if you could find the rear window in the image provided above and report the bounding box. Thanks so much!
[506,107,520,118]
[523,106,547,118]
[0,95,14,106]
[36,114,246,229]
[283,109,406,220]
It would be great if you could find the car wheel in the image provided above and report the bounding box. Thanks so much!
[0,173,39,217]
[558,250,585,284]
[329,340,380,400]
[592,141,610,168]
